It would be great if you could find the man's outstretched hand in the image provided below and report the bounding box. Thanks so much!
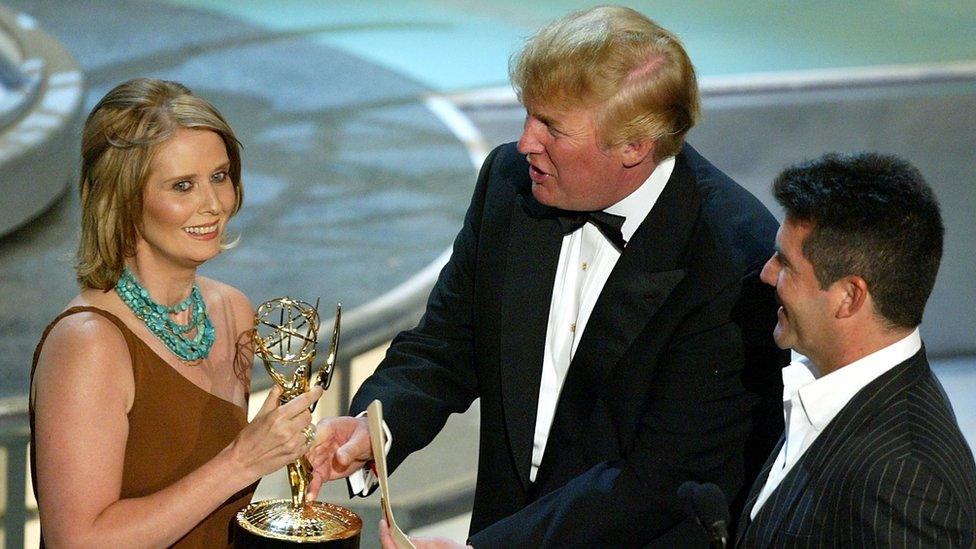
[305,415,372,502]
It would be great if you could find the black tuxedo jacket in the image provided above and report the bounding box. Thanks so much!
[737,349,976,548]
[351,142,786,547]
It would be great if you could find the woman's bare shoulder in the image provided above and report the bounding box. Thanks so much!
[39,307,130,366]
[33,306,134,407]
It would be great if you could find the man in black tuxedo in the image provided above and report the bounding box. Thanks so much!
[310,6,785,547]
[737,153,976,547]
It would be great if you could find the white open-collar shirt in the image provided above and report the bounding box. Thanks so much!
[750,328,922,518]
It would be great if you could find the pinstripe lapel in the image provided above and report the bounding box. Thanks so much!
[749,457,812,548]
[739,350,926,547]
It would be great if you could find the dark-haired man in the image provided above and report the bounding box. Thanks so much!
[737,153,976,547]
[311,6,787,547]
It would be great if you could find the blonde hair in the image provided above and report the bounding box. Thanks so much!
[510,6,700,160]
[76,78,243,290]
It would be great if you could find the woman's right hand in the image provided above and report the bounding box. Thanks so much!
[227,384,325,481]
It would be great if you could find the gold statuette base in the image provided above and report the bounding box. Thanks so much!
[234,500,362,548]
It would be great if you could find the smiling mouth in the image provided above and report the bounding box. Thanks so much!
[183,223,218,235]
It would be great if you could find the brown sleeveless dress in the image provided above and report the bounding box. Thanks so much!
[29,306,257,547]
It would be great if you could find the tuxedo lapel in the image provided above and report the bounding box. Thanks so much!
[533,153,698,486]
[549,267,684,435]
[499,191,564,490]
[567,152,698,398]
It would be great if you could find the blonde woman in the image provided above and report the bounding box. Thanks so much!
[29,78,321,547]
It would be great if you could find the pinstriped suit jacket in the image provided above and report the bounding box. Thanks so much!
[736,349,976,548]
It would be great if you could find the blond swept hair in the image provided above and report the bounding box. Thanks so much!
[76,78,243,290]
[510,6,701,160]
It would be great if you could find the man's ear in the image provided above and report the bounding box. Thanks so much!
[835,275,870,319]
[621,138,655,168]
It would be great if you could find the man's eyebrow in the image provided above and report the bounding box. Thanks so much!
[534,112,555,127]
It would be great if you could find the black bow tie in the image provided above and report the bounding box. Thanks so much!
[556,210,627,251]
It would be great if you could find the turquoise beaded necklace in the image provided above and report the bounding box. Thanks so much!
[115,267,215,361]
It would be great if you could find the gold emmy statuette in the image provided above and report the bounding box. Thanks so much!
[234,297,362,548]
